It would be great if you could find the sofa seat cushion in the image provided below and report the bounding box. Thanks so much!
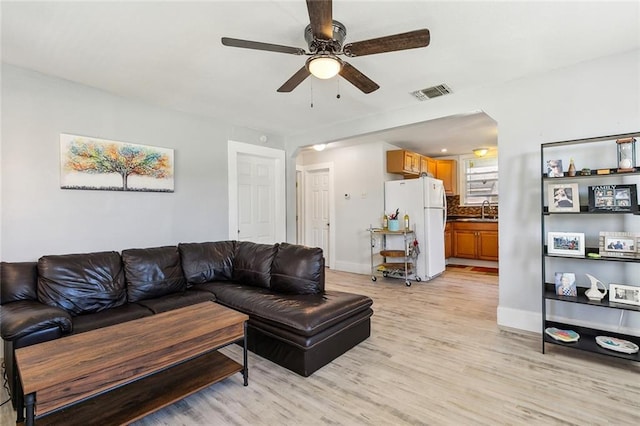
[37,251,126,315]
[271,243,324,294]
[249,306,373,350]
[199,282,373,337]
[232,242,278,289]
[138,289,216,314]
[72,303,152,334]
[179,241,236,285]
[122,246,187,302]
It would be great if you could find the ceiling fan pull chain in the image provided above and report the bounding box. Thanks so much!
[336,78,341,99]
[310,79,314,108]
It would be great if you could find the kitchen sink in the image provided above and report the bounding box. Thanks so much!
[454,218,499,222]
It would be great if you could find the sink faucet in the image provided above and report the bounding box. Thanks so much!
[481,200,491,219]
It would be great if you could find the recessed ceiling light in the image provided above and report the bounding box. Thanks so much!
[313,144,327,151]
[440,148,447,153]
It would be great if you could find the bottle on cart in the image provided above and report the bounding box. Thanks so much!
[382,214,388,230]
[403,212,410,230]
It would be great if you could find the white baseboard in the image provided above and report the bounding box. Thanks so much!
[498,306,640,337]
[497,306,541,333]
[332,261,370,275]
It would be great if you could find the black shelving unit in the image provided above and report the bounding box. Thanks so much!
[541,131,640,362]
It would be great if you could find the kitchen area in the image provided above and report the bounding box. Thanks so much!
[385,147,499,269]
[295,110,498,278]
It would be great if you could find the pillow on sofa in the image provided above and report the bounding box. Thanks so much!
[232,241,279,289]
[178,241,236,285]
[271,243,324,294]
[122,246,187,302]
[37,251,126,315]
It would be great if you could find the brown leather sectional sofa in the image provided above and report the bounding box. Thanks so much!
[0,241,373,410]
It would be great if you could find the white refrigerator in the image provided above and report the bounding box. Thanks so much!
[384,176,447,281]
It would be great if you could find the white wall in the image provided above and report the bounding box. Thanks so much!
[0,64,284,261]
[286,49,640,335]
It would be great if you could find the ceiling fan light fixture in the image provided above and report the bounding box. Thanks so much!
[473,148,489,157]
[307,55,342,79]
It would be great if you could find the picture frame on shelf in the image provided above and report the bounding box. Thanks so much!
[588,184,638,213]
[546,159,564,177]
[554,272,577,296]
[547,232,586,257]
[609,284,640,306]
[599,232,640,258]
[548,183,580,213]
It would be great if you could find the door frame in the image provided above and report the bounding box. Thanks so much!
[227,140,286,243]
[300,162,335,268]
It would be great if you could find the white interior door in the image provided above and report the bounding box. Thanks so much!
[304,166,332,266]
[228,141,285,244]
[237,153,276,243]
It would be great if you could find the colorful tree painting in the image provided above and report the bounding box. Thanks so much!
[60,135,174,192]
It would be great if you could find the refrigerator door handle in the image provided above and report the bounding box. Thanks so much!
[442,188,447,226]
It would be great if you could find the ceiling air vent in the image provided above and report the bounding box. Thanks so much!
[410,84,452,101]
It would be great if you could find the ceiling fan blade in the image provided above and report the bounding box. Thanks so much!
[221,37,306,55]
[277,66,311,92]
[306,0,333,39]
[339,62,379,94]
[343,29,430,57]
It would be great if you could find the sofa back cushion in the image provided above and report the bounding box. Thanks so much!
[122,246,186,302]
[271,243,325,294]
[37,251,126,315]
[1,261,38,304]
[178,241,236,285]
[232,241,278,289]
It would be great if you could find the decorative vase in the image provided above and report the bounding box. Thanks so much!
[388,219,400,231]
[584,273,607,301]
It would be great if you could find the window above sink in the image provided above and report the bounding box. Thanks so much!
[460,154,499,206]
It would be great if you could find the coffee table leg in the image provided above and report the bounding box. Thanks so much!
[243,322,248,386]
[25,393,35,426]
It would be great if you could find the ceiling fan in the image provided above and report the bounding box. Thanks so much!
[221,0,430,94]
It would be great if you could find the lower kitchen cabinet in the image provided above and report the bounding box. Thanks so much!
[452,221,498,261]
[444,222,452,258]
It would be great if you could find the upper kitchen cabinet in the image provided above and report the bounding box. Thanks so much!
[421,156,437,177]
[435,159,458,195]
[387,150,421,176]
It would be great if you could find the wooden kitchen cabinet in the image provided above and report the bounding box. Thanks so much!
[444,222,452,259]
[421,156,437,177]
[452,221,498,261]
[387,150,420,176]
[435,159,457,195]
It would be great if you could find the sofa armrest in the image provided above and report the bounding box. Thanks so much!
[0,300,72,341]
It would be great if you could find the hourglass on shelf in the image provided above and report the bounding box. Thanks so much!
[616,137,636,172]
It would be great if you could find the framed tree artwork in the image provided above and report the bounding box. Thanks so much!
[60,134,174,192]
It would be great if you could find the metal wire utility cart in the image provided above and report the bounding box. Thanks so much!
[369,226,420,286]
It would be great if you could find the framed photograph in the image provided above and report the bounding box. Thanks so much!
[588,184,637,213]
[548,183,580,212]
[599,232,640,258]
[546,159,564,177]
[547,232,585,257]
[554,272,577,296]
[609,284,640,306]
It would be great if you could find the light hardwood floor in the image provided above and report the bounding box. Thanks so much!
[1,267,638,425]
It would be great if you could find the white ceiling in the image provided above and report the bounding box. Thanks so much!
[2,1,639,155]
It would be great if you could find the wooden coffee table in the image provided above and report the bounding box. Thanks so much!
[15,301,248,425]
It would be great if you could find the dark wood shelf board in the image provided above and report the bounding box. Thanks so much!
[543,320,640,362]
[35,351,243,425]
[544,285,640,313]
[543,246,640,263]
